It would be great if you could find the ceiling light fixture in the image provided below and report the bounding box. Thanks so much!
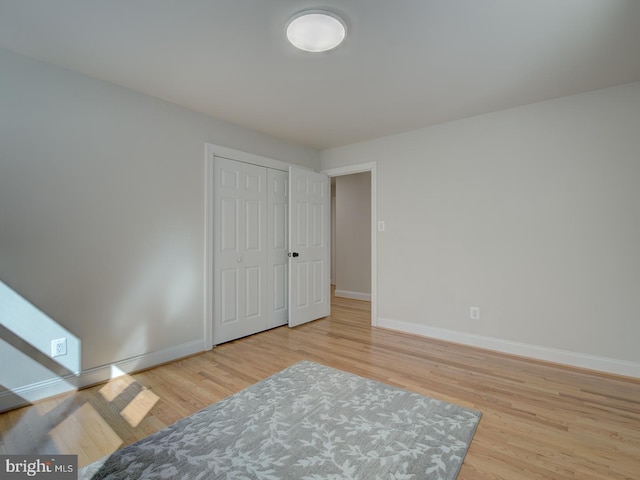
[286,10,346,53]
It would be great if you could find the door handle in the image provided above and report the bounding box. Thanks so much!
[288,252,299,258]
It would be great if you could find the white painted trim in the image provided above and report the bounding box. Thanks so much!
[205,143,290,172]
[0,339,206,413]
[322,163,376,177]
[377,317,640,379]
[0,376,77,413]
[334,289,371,301]
[322,162,378,327]
[79,339,206,387]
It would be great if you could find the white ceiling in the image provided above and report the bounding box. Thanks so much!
[1,0,639,150]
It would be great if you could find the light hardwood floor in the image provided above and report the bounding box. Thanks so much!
[1,294,639,479]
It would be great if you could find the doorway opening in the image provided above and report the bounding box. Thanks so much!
[322,163,377,326]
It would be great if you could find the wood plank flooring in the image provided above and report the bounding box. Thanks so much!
[1,294,639,478]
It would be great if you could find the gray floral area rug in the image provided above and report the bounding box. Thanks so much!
[80,360,481,480]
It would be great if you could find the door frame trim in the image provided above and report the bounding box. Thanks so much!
[322,162,377,327]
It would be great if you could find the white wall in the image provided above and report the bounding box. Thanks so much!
[321,82,640,376]
[0,48,320,410]
[334,173,371,299]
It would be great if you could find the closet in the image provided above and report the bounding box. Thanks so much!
[212,156,288,344]
[210,151,330,345]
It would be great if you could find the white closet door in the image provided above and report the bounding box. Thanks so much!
[213,157,267,344]
[288,166,330,327]
[267,169,288,328]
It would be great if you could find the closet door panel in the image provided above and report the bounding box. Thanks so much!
[213,158,244,343]
[241,163,267,336]
[272,264,287,312]
[213,157,286,342]
[244,265,262,319]
[220,198,238,252]
[220,268,239,324]
[288,167,330,327]
[267,169,288,327]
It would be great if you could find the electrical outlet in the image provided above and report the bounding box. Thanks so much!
[470,307,480,320]
[51,338,67,357]
[378,220,385,232]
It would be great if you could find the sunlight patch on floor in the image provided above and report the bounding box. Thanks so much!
[99,375,135,403]
[49,402,122,468]
[100,370,160,428]
[120,389,159,428]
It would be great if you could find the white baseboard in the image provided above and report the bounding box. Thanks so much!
[334,289,371,301]
[0,376,78,413]
[377,317,640,379]
[0,339,206,413]
[78,339,206,388]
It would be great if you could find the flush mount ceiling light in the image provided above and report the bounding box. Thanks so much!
[286,10,346,52]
